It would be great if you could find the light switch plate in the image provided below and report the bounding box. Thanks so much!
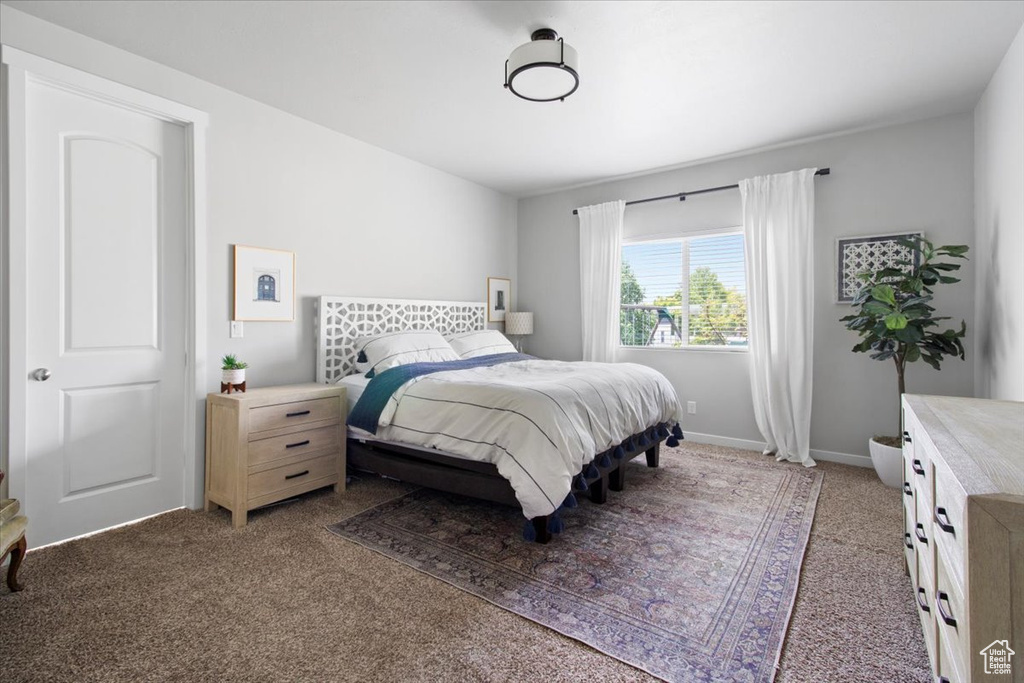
[230,321,244,338]
[687,401,697,414]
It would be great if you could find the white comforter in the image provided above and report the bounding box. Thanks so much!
[367,358,682,519]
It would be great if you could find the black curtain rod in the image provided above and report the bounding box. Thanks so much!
[571,168,830,215]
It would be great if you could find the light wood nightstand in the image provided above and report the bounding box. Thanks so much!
[205,383,346,527]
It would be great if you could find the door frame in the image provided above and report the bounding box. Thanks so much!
[1,46,209,514]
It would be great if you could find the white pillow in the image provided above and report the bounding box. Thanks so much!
[356,330,459,377]
[446,330,518,359]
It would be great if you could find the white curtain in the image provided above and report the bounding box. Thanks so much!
[578,200,626,363]
[739,169,817,467]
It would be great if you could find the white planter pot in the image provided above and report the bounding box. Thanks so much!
[868,437,903,488]
[222,368,246,385]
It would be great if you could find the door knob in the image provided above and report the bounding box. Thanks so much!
[31,368,51,382]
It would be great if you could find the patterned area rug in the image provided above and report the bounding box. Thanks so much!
[328,447,823,683]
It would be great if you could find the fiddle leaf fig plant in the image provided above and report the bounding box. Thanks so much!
[840,236,968,440]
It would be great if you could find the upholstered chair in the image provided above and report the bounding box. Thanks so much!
[0,471,28,592]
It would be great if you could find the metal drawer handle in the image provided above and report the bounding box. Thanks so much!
[904,532,913,549]
[916,587,930,613]
[935,590,957,628]
[903,482,913,496]
[915,523,928,545]
[934,506,955,535]
[286,410,311,418]
[912,459,925,476]
[903,430,912,443]
[286,440,311,449]
[285,470,310,480]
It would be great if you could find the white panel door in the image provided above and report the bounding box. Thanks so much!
[24,77,187,547]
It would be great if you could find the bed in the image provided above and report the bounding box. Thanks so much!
[316,296,684,543]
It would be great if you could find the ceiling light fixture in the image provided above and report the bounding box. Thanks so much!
[504,28,579,102]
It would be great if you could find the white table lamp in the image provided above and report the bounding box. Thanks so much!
[505,312,534,352]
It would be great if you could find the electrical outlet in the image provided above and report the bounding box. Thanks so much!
[687,401,697,415]
[230,321,244,338]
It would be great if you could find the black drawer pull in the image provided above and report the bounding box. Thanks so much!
[903,482,913,496]
[916,587,930,613]
[912,459,925,476]
[904,532,913,550]
[286,410,311,418]
[935,591,957,628]
[915,523,928,545]
[934,506,955,534]
[286,440,311,449]
[903,430,912,443]
[285,470,309,480]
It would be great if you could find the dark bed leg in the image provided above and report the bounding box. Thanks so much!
[609,463,626,492]
[532,516,552,544]
[645,441,661,468]
[589,472,609,504]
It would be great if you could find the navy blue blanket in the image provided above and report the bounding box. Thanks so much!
[347,353,532,434]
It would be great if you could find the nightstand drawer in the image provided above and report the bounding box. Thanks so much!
[248,425,340,467]
[247,453,338,503]
[249,397,341,434]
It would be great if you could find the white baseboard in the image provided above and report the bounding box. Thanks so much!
[682,431,873,469]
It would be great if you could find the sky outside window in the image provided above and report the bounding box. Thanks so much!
[623,234,745,303]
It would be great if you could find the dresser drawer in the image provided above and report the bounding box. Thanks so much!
[248,425,340,468]
[935,554,968,682]
[932,461,966,588]
[902,459,917,521]
[249,397,341,434]
[906,423,933,509]
[247,453,338,503]
[915,487,936,594]
[916,585,938,677]
[902,405,917,473]
[904,512,918,589]
[937,622,965,683]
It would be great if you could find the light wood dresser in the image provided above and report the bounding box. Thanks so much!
[902,394,1024,683]
[205,384,346,527]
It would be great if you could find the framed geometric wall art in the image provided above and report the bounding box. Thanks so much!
[233,245,295,321]
[835,232,923,304]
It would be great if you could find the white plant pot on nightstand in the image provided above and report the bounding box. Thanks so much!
[222,368,246,385]
[868,437,902,488]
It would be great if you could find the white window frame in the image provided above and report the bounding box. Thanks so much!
[620,226,748,353]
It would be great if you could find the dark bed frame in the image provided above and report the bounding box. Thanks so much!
[347,432,662,543]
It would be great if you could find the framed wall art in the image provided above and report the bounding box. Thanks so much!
[835,232,923,304]
[233,245,295,321]
[487,277,511,323]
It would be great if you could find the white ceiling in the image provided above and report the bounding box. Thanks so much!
[5,0,1023,196]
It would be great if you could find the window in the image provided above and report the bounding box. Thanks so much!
[620,232,748,348]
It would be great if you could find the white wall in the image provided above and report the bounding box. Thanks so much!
[974,24,1024,402]
[518,114,977,461]
[0,7,516,496]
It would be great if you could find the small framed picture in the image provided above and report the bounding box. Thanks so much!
[233,245,295,321]
[835,232,923,304]
[487,277,511,323]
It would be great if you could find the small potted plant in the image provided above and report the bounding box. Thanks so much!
[221,354,248,393]
[840,236,967,487]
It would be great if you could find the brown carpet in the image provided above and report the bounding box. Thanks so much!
[0,443,930,682]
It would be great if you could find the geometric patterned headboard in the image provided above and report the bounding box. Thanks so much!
[316,296,486,384]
